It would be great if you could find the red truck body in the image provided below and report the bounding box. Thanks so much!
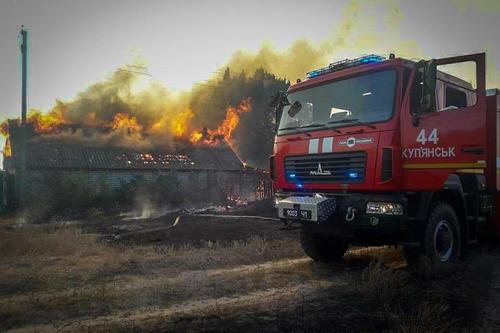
[490,91,500,234]
[273,53,498,265]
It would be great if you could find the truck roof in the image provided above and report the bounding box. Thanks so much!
[289,57,406,93]
[291,56,477,93]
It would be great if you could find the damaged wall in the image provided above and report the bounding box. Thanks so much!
[3,124,271,214]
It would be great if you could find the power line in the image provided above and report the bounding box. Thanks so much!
[117,64,152,77]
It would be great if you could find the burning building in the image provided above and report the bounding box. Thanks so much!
[2,121,271,211]
[0,60,279,213]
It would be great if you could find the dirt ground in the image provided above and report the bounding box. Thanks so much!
[1,202,500,333]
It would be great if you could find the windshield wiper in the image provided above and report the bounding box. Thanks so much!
[280,122,343,136]
[279,126,312,137]
[300,123,342,134]
[299,123,324,129]
[328,118,376,130]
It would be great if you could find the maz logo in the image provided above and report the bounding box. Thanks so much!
[310,163,332,176]
[338,137,374,148]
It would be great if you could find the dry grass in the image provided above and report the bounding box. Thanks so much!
[385,300,457,333]
[0,219,486,332]
[0,225,101,258]
[345,246,406,267]
[0,220,309,331]
[345,246,459,333]
[359,260,410,299]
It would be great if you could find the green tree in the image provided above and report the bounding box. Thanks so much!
[189,67,288,168]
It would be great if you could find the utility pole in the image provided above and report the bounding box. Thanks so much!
[18,26,28,210]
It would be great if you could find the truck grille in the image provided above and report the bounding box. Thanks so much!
[284,151,367,183]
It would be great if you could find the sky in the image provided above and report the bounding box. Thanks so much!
[0,0,499,120]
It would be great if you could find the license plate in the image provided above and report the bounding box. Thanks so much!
[282,208,312,220]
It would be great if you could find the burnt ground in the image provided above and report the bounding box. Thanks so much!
[0,200,500,332]
[83,199,294,245]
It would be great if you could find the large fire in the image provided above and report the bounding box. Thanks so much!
[171,110,195,137]
[188,98,251,148]
[0,97,252,156]
[2,139,11,157]
[27,108,67,133]
[111,113,143,133]
[0,121,11,157]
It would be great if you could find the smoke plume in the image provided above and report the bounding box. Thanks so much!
[3,0,456,168]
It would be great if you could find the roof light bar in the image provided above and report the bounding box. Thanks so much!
[306,54,385,79]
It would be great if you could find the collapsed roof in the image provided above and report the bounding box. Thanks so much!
[4,123,244,172]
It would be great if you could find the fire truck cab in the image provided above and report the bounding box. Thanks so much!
[271,53,499,275]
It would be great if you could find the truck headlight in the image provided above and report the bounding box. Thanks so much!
[366,202,403,215]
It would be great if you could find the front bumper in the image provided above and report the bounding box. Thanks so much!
[275,191,408,240]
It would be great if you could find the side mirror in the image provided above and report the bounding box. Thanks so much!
[269,91,289,132]
[420,59,437,113]
[288,101,302,118]
[411,59,436,127]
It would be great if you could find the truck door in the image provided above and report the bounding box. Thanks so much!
[400,53,487,190]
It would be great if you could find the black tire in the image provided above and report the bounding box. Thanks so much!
[405,202,461,278]
[300,227,348,262]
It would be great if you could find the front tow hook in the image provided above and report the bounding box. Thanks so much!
[345,207,356,222]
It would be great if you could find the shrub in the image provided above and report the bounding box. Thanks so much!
[24,172,101,222]
[23,170,219,222]
[86,207,106,219]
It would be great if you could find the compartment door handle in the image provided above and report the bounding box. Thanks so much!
[462,146,485,155]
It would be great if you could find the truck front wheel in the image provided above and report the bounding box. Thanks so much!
[300,227,348,263]
[405,202,461,277]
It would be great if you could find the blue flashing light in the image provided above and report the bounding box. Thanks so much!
[306,68,330,78]
[306,55,385,79]
[348,172,359,179]
[360,55,384,63]
[289,173,296,178]
[297,183,303,188]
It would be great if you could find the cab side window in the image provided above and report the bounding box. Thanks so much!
[436,61,477,111]
[437,83,476,111]
[445,86,467,108]
[409,63,477,114]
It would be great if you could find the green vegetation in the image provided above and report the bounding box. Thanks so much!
[24,172,210,222]
[190,68,289,168]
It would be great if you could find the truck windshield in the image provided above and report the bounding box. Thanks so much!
[278,69,397,133]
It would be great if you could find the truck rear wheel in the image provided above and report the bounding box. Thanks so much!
[300,227,348,262]
[405,202,461,278]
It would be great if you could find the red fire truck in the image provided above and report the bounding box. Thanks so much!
[271,53,499,274]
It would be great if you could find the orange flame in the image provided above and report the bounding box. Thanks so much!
[1,121,11,157]
[0,97,252,157]
[111,113,143,133]
[188,98,252,147]
[189,130,203,143]
[171,110,194,137]
[2,138,11,157]
[0,121,8,138]
[27,108,66,133]
[212,98,251,142]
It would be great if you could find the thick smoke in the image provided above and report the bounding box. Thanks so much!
[21,64,196,151]
[4,0,459,168]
